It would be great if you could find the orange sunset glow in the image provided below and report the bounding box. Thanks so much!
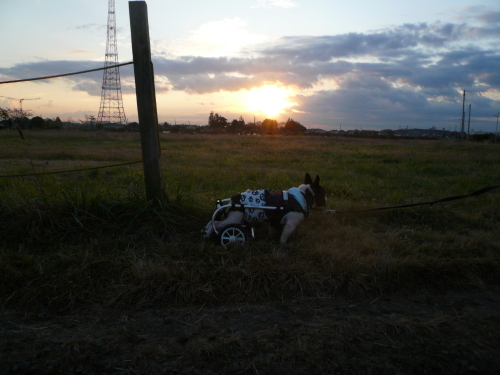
[245,85,294,118]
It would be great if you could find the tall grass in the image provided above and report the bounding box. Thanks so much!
[1,131,499,311]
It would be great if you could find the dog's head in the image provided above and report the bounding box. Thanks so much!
[303,173,327,207]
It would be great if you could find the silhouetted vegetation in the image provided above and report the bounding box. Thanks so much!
[1,107,498,142]
[208,111,228,129]
[284,117,307,133]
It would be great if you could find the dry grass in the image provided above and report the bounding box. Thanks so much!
[0,131,499,311]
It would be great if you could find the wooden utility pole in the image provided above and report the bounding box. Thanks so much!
[129,1,164,202]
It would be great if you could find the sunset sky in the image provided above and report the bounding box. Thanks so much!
[1,0,500,131]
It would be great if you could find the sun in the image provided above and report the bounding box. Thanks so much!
[245,85,294,118]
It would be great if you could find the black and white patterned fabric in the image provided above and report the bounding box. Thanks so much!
[233,188,307,225]
[239,189,268,222]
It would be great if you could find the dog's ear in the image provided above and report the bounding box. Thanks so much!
[314,175,321,186]
[304,173,313,185]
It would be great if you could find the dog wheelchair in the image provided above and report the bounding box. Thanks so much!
[204,197,290,247]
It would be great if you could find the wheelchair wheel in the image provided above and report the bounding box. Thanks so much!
[219,226,246,247]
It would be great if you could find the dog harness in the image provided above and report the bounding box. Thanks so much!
[232,188,309,226]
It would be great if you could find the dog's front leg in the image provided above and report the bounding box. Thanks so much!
[280,212,304,244]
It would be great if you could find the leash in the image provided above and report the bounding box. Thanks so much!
[314,184,500,214]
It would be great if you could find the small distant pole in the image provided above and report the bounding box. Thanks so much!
[467,104,471,140]
[129,1,164,202]
[494,113,499,143]
[460,90,466,140]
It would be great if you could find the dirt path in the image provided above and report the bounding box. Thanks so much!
[1,290,499,375]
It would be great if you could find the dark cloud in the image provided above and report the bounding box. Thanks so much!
[254,22,492,63]
[0,61,135,96]
[71,81,102,96]
[0,60,101,82]
[288,88,447,130]
[168,73,253,94]
[476,11,500,25]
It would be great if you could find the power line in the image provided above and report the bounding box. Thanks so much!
[0,160,142,178]
[0,62,133,85]
[315,184,500,214]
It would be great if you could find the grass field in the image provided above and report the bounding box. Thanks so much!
[1,130,499,310]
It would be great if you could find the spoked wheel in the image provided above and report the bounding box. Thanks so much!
[219,226,246,247]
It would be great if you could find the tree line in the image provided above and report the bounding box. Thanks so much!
[205,111,307,134]
[1,106,307,134]
[0,106,64,129]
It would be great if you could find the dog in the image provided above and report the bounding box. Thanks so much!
[203,173,326,244]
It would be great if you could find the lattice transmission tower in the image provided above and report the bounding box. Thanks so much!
[97,0,127,125]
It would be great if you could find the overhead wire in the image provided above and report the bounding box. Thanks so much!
[0,161,143,179]
[0,61,133,85]
[314,185,500,214]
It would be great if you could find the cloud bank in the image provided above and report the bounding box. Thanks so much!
[1,15,499,130]
[154,19,500,130]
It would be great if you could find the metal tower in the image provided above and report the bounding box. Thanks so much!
[97,0,127,125]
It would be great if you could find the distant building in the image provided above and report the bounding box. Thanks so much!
[306,128,327,134]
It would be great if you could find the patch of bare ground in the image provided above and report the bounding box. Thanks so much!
[1,289,499,375]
